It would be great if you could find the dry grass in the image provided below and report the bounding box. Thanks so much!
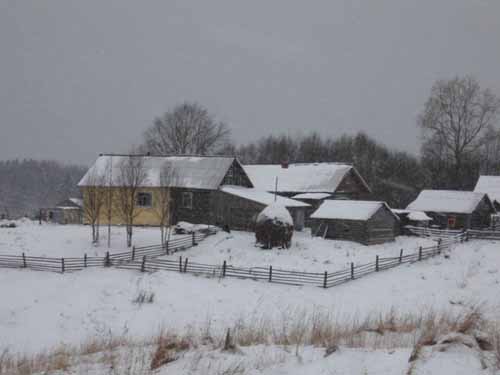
[2,305,499,375]
[150,330,193,370]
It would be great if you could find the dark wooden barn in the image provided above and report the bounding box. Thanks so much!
[310,200,399,245]
[406,190,496,230]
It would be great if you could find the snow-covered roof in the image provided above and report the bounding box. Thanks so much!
[408,211,432,221]
[406,190,489,214]
[310,200,396,221]
[292,193,332,200]
[243,163,370,193]
[78,155,241,190]
[391,209,432,221]
[474,175,500,204]
[69,198,83,208]
[220,185,309,208]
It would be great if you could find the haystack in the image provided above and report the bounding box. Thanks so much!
[255,203,293,249]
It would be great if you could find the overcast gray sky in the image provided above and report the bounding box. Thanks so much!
[1,0,499,165]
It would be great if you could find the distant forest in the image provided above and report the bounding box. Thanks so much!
[0,159,87,219]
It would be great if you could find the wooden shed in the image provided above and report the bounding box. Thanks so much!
[406,190,496,230]
[391,209,432,235]
[310,200,399,245]
[214,185,309,231]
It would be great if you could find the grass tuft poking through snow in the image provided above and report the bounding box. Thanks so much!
[2,305,498,374]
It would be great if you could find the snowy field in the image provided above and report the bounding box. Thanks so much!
[0,219,435,272]
[1,220,500,374]
[0,219,178,258]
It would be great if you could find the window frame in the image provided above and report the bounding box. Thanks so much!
[136,192,153,208]
[182,192,193,210]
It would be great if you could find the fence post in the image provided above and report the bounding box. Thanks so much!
[132,246,135,261]
[166,241,169,255]
[323,271,328,288]
[84,253,87,268]
[192,233,197,246]
[22,252,27,268]
[141,256,146,272]
[61,258,65,273]
[184,257,188,273]
[179,256,183,272]
[105,251,110,267]
[222,260,226,277]
[465,230,469,242]
[269,265,272,282]
[437,239,442,254]
[375,255,379,272]
[418,246,422,261]
[399,249,403,263]
[351,262,354,280]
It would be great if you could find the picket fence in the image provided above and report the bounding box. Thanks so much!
[3,226,494,288]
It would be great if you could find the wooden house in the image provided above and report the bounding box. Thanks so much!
[406,190,496,230]
[310,200,399,245]
[474,176,500,211]
[243,162,371,227]
[78,154,308,231]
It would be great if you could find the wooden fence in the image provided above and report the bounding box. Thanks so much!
[0,227,498,288]
[0,230,216,273]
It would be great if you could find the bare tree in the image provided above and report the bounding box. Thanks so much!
[142,102,231,155]
[154,161,177,247]
[115,156,148,247]
[104,157,114,248]
[82,169,107,244]
[419,76,500,188]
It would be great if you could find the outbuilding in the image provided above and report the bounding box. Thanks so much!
[406,190,496,230]
[310,200,399,245]
[391,209,432,234]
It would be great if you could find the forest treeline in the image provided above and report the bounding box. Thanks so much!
[0,159,86,218]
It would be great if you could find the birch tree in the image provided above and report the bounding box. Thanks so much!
[115,156,148,247]
[82,169,106,244]
[154,161,177,247]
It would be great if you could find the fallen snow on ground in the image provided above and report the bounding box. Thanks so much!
[1,238,500,354]
[0,219,174,257]
[163,230,436,271]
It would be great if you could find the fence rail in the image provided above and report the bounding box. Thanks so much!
[0,227,498,288]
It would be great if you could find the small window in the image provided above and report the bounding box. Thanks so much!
[447,216,456,228]
[182,192,193,209]
[137,192,152,207]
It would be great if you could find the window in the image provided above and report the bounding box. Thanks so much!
[182,192,193,209]
[447,216,456,228]
[137,192,152,208]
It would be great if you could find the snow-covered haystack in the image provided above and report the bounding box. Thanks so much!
[255,203,293,249]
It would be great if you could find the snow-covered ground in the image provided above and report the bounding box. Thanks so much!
[0,219,173,257]
[0,219,436,272]
[1,220,500,374]
[164,230,436,271]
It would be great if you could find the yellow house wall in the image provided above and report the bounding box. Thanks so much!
[81,187,168,226]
